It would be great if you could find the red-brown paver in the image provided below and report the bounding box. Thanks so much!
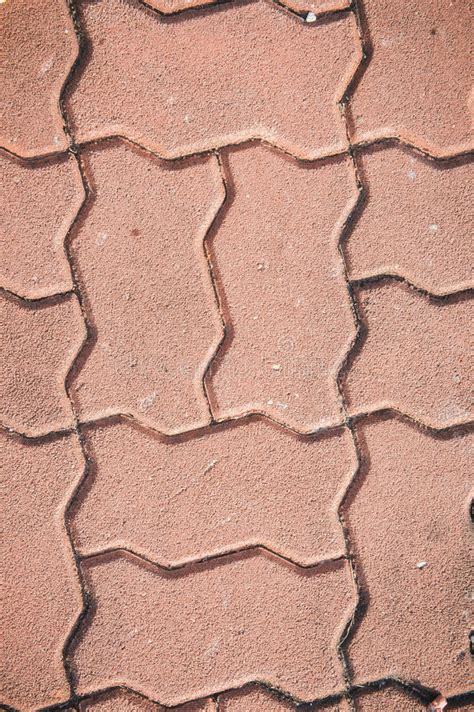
[0,151,84,299]
[344,416,472,695]
[71,552,355,704]
[0,293,85,436]
[219,685,350,710]
[206,146,357,432]
[348,0,474,156]
[68,140,223,434]
[346,146,474,295]
[78,689,215,711]
[352,686,471,711]
[1,430,84,711]
[344,282,473,427]
[71,417,356,566]
[0,0,77,158]
[65,0,360,159]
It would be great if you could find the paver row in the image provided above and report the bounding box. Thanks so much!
[1,0,472,160]
[1,141,472,437]
[2,417,471,710]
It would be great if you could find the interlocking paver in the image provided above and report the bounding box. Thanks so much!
[0,0,77,158]
[344,417,472,694]
[65,0,360,159]
[1,430,84,711]
[79,689,215,711]
[0,151,84,299]
[145,0,351,13]
[219,685,350,710]
[346,146,474,295]
[343,282,473,428]
[71,552,355,703]
[206,146,357,432]
[352,687,453,711]
[348,0,473,156]
[68,140,223,434]
[71,418,355,566]
[0,293,85,436]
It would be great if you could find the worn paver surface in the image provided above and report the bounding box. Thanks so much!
[1,1,472,711]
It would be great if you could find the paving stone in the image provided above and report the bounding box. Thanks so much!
[344,281,473,428]
[1,430,84,711]
[0,0,77,158]
[0,151,84,299]
[219,684,350,710]
[207,146,357,432]
[352,686,428,711]
[79,688,215,710]
[71,552,355,703]
[65,0,360,159]
[145,0,351,13]
[349,0,473,156]
[69,140,223,434]
[278,0,351,15]
[346,146,474,295]
[344,417,473,695]
[0,293,85,436]
[71,418,355,566]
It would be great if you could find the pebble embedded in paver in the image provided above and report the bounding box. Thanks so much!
[206,145,357,432]
[71,551,355,704]
[71,417,356,566]
[343,281,473,427]
[218,685,350,710]
[65,0,360,159]
[1,430,84,712]
[68,140,223,434]
[348,0,473,156]
[0,293,86,437]
[0,151,84,299]
[346,146,474,295]
[344,417,472,695]
[0,0,77,158]
[78,688,216,711]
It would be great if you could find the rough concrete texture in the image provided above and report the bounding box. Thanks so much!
[0,0,77,157]
[2,0,472,709]
[78,688,216,711]
[0,151,84,299]
[344,282,473,428]
[71,552,355,704]
[206,146,357,431]
[1,430,84,711]
[0,293,86,436]
[346,146,474,295]
[65,0,360,159]
[344,417,472,695]
[68,140,223,434]
[71,418,356,566]
[348,0,474,156]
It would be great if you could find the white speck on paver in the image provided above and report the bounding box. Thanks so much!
[96,231,108,246]
[274,401,288,410]
[272,364,282,371]
[257,261,268,271]
[41,58,53,74]
[305,12,317,23]
[138,392,157,412]
[416,561,427,569]
[203,459,217,475]
[428,223,439,232]
[407,169,417,180]
[267,399,274,405]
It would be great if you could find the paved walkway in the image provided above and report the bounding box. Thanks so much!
[1,1,472,711]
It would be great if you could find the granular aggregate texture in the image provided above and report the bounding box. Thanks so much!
[1,0,472,711]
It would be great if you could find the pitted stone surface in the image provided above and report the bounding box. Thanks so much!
[348,0,474,155]
[0,293,85,436]
[1,430,84,711]
[207,146,357,432]
[71,418,355,566]
[344,417,472,695]
[0,0,77,157]
[71,552,355,704]
[219,685,350,710]
[346,147,474,295]
[69,140,223,434]
[344,282,473,428]
[0,151,84,299]
[66,0,360,159]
